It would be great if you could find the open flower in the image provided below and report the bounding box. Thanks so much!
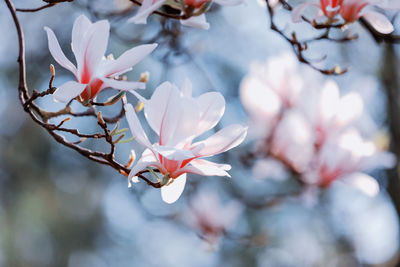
[125,79,247,203]
[302,128,395,194]
[44,14,157,103]
[339,0,397,33]
[292,0,398,34]
[127,0,243,30]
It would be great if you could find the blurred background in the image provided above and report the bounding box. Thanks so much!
[1,0,400,266]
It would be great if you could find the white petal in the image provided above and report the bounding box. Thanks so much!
[101,78,145,91]
[180,14,210,30]
[72,15,92,70]
[153,145,195,161]
[193,124,248,157]
[101,44,158,77]
[127,0,167,24]
[44,27,77,77]
[239,74,281,120]
[319,80,340,122]
[160,96,200,147]
[341,172,379,197]
[124,103,152,148]
[128,148,159,183]
[143,81,178,135]
[195,92,225,136]
[335,92,363,127]
[362,11,394,34]
[144,81,201,147]
[81,20,110,77]
[183,159,231,177]
[161,174,187,204]
[53,81,86,103]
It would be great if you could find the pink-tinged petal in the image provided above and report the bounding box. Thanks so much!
[125,103,152,148]
[213,0,243,6]
[161,96,200,147]
[128,148,159,183]
[180,14,210,30]
[44,27,77,77]
[335,92,363,128]
[72,15,92,71]
[127,0,167,24]
[291,2,314,22]
[143,81,178,135]
[161,174,187,204]
[101,44,158,77]
[319,80,340,122]
[193,124,248,157]
[153,145,195,161]
[271,110,315,173]
[181,78,192,97]
[239,74,281,121]
[340,172,379,197]
[143,82,201,146]
[362,11,394,34]
[184,159,231,177]
[195,92,225,136]
[101,78,145,91]
[80,20,110,80]
[53,81,86,103]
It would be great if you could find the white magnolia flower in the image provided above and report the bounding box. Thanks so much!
[45,14,157,103]
[125,79,247,203]
[303,128,395,195]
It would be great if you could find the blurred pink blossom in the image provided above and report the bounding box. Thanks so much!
[303,129,395,195]
[126,79,247,203]
[292,0,399,34]
[240,53,396,195]
[185,190,243,244]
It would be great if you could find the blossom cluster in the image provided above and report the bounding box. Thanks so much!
[291,0,400,34]
[240,53,395,196]
[45,14,247,204]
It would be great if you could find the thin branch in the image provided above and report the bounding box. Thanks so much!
[4,0,161,188]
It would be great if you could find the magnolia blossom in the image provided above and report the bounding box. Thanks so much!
[127,0,243,30]
[240,53,395,195]
[292,0,399,34]
[303,129,395,195]
[45,14,157,103]
[185,190,243,244]
[125,79,247,203]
